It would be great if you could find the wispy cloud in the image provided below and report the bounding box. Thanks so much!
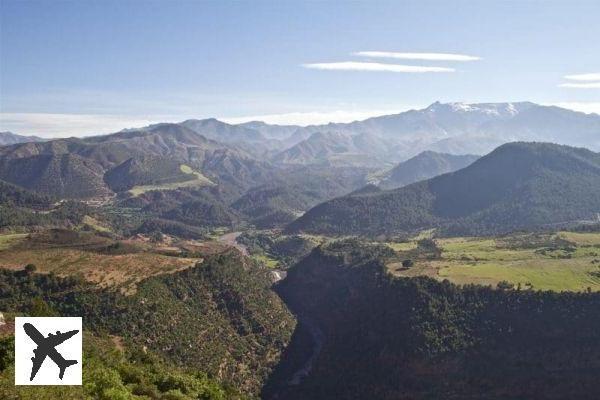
[564,72,600,81]
[302,61,454,73]
[558,82,600,89]
[0,113,183,138]
[354,51,480,61]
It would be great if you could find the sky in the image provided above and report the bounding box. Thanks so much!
[1,0,599,137]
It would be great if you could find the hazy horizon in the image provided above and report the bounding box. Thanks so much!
[1,100,599,139]
[1,0,599,137]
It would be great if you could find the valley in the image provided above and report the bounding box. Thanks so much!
[1,103,600,399]
[4,1,600,397]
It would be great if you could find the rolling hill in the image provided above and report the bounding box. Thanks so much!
[0,123,275,199]
[374,151,479,189]
[287,142,600,236]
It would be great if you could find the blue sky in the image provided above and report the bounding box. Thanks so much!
[1,0,599,137]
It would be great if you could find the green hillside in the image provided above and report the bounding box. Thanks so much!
[0,333,237,400]
[0,180,53,209]
[0,251,295,397]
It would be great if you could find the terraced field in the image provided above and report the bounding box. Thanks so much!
[388,232,600,292]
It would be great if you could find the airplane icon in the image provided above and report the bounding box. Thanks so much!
[23,322,79,381]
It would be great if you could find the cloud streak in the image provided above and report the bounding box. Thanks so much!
[354,51,480,61]
[558,82,600,89]
[302,62,454,73]
[564,72,600,81]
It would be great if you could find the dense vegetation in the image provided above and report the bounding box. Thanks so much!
[0,180,53,209]
[269,240,600,399]
[2,107,600,399]
[0,199,90,231]
[288,143,600,236]
[237,232,318,268]
[0,330,239,400]
[0,251,295,397]
[0,153,112,199]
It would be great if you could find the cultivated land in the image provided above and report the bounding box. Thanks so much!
[128,164,214,196]
[387,231,600,292]
[0,232,201,294]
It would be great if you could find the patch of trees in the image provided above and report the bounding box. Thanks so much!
[0,332,238,400]
[237,232,318,268]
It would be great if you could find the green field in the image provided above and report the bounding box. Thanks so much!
[252,253,280,268]
[0,233,28,250]
[388,232,600,292]
[129,164,214,196]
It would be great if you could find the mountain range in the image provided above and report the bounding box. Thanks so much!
[1,101,599,234]
[0,123,274,199]
[288,142,600,236]
[3,101,599,170]
[270,102,600,165]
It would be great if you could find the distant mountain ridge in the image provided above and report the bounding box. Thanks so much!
[272,131,393,167]
[2,102,599,234]
[374,151,480,189]
[287,142,600,236]
[281,102,600,163]
[86,102,600,167]
[4,102,598,167]
[0,131,45,146]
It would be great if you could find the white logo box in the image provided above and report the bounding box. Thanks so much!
[14,317,82,385]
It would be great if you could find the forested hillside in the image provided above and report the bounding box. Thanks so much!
[288,142,600,236]
[268,241,600,399]
[0,251,295,397]
[375,151,479,189]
